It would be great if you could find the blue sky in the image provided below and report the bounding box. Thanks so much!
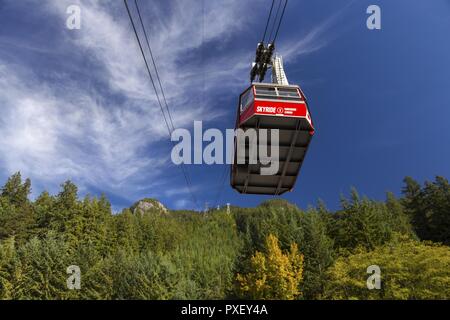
[0,0,449,212]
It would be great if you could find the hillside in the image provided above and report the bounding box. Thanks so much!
[0,172,449,299]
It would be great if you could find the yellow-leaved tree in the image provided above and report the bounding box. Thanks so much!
[237,234,304,300]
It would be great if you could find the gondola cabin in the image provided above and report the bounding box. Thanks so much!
[231,83,314,195]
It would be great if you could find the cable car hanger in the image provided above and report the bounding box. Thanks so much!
[251,0,288,83]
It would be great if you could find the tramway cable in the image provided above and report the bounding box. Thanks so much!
[124,0,200,210]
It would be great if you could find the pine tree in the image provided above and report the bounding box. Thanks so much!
[0,173,35,242]
[113,209,140,253]
[301,209,334,299]
[402,176,450,244]
[1,173,31,207]
[332,188,406,250]
[34,191,56,236]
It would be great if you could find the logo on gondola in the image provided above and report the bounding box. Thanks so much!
[256,106,284,114]
[256,106,276,113]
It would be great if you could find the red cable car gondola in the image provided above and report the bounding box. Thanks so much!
[231,53,315,195]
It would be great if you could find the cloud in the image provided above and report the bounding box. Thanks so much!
[0,0,256,206]
[164,185,202,198]
[0,0,352,208]
[280,0,356,62]
[0,63,167,197]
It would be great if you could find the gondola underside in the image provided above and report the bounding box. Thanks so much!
[231,114,313,195]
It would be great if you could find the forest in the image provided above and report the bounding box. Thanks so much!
[0,172,449,300]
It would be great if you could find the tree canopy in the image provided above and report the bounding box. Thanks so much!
[0,173,448,299]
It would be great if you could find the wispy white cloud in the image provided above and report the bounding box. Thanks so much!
[0,0,352,208]
[280,0,356,62]
[163,185,202,198]
[0,63,166,197]
[0,0,256,206]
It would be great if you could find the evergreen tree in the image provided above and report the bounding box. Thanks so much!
[0,173,449,300]
[301,209,334,299]
[34,191,56,235]
[0,173,35,242]
[402,176,450,244]
[331,188,413,250]
[1,172,31,207]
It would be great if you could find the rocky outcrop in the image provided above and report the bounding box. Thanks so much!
[131,198,168,215]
